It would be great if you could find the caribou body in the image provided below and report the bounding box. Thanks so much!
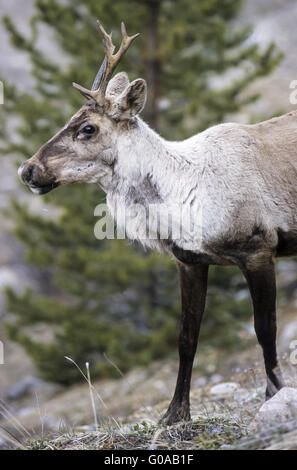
[18,21,297,424]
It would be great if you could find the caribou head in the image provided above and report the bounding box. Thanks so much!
[18,21,146,194]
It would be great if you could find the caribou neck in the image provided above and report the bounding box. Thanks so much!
[112,118,192,195]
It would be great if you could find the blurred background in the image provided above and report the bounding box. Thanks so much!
[1,0,297,446]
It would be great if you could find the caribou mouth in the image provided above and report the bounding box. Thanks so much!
[29,183,59,195]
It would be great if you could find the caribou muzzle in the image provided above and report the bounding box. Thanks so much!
[18,161,59,195]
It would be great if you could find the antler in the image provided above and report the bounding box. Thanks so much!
[73,21,139,106]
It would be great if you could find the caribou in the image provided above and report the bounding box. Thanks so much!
[19,21,296,425]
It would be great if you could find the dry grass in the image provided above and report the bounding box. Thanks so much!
[25,416,243,450]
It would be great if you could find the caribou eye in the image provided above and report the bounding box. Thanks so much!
[82,124,96,134]
[77,124,97,140]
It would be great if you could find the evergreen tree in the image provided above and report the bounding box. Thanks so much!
[0,0,281,384]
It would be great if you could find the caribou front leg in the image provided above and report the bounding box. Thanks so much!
[241,256,285,399]
[161,263,208,425]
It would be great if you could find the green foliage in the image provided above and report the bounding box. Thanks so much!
[1,0,279,384]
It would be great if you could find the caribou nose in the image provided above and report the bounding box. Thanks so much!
[17,162,25,181]
[18,162,37,185]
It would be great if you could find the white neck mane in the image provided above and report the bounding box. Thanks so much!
[106,117,206,252]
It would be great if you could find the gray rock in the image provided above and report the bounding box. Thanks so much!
[5,375,60,401]
[210,382,240,396]
[6,375,43,400]
[193,376,207,388]
[254,387,297,425]
[266,429,297,450]
[209,373,223,384]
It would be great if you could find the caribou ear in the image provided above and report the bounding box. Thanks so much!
[122,79,147,115]
[106,72,130,97]
[107,78,147,120]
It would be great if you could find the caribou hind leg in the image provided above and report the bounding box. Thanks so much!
[161,262,209,425]
[240,255,285,398]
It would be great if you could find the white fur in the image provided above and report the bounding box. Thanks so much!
[105,115,297,262]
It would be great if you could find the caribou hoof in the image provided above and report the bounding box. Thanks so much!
[159,403,191,425]
[265,373,285,400]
